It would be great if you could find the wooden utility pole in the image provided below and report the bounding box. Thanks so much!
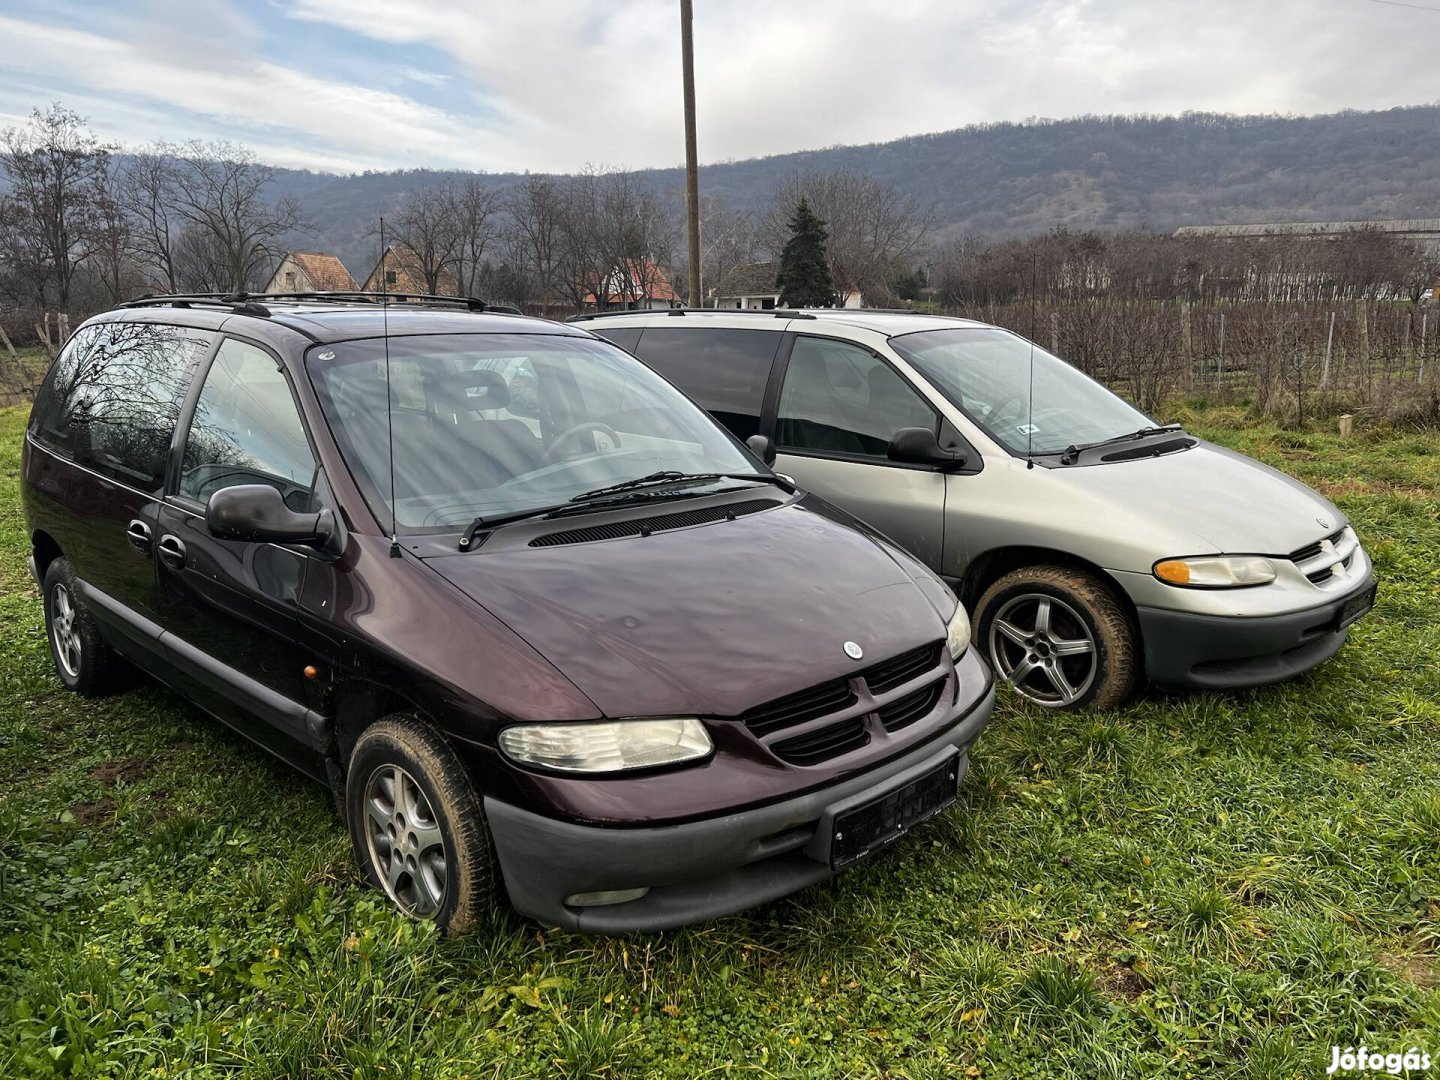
[680,0,702,307]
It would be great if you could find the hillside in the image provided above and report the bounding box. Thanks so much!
[264,105,1440,277]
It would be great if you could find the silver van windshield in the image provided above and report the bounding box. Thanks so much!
[890,328,1152,455]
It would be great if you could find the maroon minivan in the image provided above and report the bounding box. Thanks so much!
[21,294,994,932]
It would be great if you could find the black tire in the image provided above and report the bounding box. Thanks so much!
[345,714,501,932]
[42,558,129,697]
[974,564,1138,711]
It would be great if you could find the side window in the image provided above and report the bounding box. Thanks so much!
[632,328,779,440]
[179,339,316,512]
[30,321,209,491]
[777,337,936,459]
[28,324,103,452]
[591,327,642,353]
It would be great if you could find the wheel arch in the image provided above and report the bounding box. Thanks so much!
[961,545,1140,631]
[31,528,63,582]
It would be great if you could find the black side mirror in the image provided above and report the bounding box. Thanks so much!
[206,484,335,546]
[745,433,777,466]
[888,427,966,469]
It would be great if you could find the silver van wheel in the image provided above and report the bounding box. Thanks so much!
[363,763,449,919]
[50,583,83,678]
[988,593,1097,707]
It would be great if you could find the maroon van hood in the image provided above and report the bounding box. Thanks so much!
[425,500,947,719]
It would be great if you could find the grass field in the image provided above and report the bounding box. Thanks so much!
[1,402,1437,1078]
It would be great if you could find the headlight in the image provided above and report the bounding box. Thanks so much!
[1153,556,1276,588]
[499,718,712,773]
[946,603,972,660]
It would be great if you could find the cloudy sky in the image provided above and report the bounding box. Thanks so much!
[0,0,1434,175]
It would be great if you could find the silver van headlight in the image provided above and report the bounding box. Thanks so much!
[1153,556,1276,588]
[947,604,972,660]
[500,718,712,773]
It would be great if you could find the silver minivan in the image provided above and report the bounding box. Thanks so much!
[582,309,1376,711]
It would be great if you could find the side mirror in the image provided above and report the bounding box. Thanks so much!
[206,484,335,546]
[888,427,966,469]
[745,433,777,467]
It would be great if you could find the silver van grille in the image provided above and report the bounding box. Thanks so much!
[1289,527,1359,588]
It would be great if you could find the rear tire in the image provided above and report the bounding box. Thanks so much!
[42,558,129,697]
[345,714,501,932]
[974,565,1138,711]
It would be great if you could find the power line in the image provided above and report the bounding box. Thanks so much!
[1369,0,1440,12]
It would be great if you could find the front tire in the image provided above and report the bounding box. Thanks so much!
[345,714,501,932]
[43,558,128,696]
[974,565,1138,711]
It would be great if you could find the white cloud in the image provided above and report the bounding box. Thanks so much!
[4,0,1438,175]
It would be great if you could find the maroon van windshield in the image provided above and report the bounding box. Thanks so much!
[307,333,762,532]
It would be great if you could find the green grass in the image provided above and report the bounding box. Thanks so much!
[1,404,1438,1078]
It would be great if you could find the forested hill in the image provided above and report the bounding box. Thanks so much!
[265,105,1440,275]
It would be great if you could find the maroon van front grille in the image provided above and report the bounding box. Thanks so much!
[732,640,948,765]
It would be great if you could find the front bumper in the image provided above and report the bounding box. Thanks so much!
[485,674,994,933]
[1137,572,1377,689]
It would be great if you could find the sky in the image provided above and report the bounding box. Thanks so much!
[0,0,1435,176]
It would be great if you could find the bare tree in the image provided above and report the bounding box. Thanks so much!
[170,141,301,292]
[699,194,756,306]
[118,144,184,293]
[452,178,502,299]
[0,104,114,311]
[502,175,567,311]
[388,182,462,294]
[90,163,136,303]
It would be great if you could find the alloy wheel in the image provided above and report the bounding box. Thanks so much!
[988,592,1097,707]
[51,583,82,679]
[362,764,449,919]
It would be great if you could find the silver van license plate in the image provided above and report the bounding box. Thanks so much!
[1339,584,1376,629]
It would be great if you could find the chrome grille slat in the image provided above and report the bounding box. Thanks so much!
[1290,527,1359,587]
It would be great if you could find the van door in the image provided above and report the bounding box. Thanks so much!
[156,336,322,772]
[26,322,213,662]
[772,335,948,569]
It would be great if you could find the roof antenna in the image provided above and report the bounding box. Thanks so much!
[1026,253,1037,470]
[380,219,401,558]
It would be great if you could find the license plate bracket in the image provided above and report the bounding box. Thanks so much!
[829,752,959,870]
[1338,583,1376,630]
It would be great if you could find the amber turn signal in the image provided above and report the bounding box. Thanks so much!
[303,665,319,680]
[1153,560,1191,585]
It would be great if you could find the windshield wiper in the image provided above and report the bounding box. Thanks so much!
[1058,424,1184,465]
[569,471,779,503]
[458,488,726,550]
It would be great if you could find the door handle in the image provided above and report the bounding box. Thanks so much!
[125,519,153,554]
[157,534,187,570]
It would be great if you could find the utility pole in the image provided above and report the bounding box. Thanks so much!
[680,0,702,307]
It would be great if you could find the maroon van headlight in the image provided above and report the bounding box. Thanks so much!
[499,718,713,773]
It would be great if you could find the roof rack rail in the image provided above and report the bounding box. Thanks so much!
[247,290,495,312]
[568,307,815,322]
[120,290,511,315]
[119,293,274,316]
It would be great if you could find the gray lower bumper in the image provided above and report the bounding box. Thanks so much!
[1138,573,1376,689]
[485,679,994,933]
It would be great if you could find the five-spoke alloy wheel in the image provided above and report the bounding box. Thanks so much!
[988,592,1097,707]
[974,564,1138,711]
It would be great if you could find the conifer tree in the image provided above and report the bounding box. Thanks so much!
[775,198,835,307]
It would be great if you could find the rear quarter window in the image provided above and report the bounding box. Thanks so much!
[29,320,212,492]
[631,327,780,440]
